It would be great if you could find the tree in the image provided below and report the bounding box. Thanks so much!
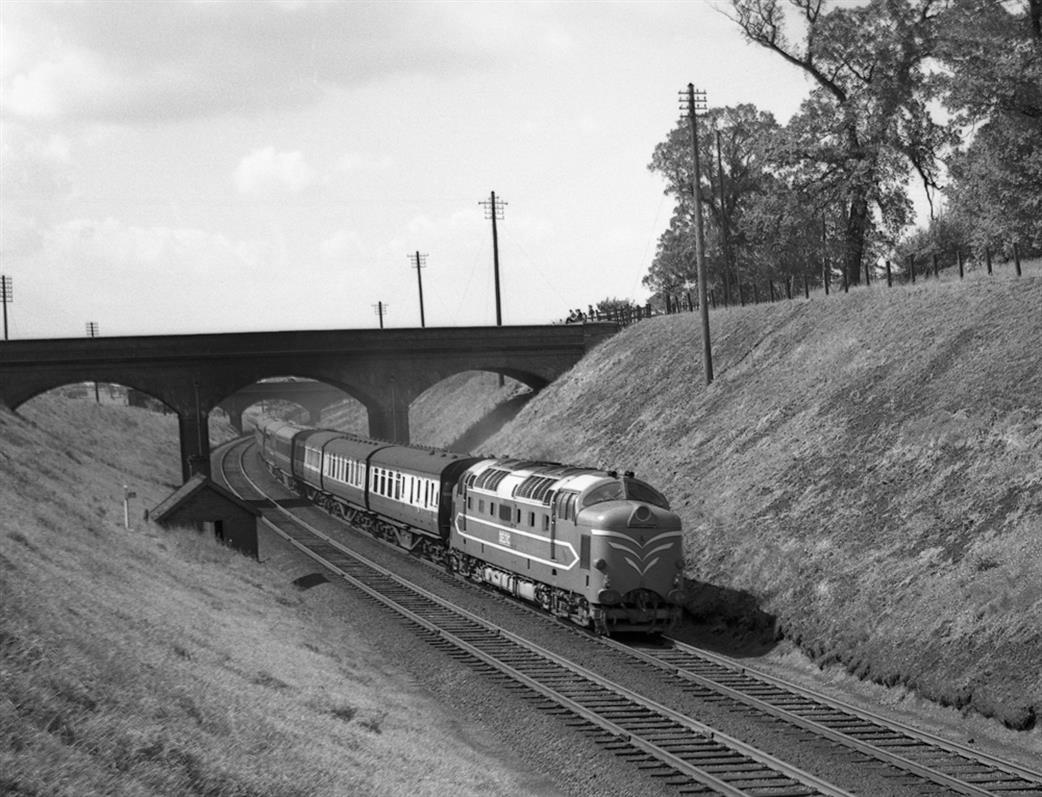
[936,0,1042,252]
[730,0,950,284]
[594,296,642,321]
[645,104,780,302]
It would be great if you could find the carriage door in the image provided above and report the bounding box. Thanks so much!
[456,478,467,532]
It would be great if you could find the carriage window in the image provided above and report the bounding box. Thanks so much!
[528,512,535,527]
[499,504,512,522]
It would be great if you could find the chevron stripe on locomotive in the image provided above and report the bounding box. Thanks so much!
[254,417,686,634]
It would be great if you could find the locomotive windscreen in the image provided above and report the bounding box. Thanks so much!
[581,478,670,510]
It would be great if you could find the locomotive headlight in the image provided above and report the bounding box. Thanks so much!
[594,558,608,572]
[667,588,687,605]
[597,589,622,605]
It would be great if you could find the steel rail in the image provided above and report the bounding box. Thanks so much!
[219,439,854,797]
[665,640,1042,786]
[598,636,1042,796]
[673,641,1042,791]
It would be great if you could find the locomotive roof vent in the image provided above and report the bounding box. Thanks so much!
[624,470,635,478]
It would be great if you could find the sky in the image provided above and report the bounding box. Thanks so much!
[1,0,826,339]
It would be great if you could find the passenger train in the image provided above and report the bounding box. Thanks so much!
[254,417,686,634]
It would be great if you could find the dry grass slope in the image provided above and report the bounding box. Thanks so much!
[0,394,556,796]
[484,268,1042,731]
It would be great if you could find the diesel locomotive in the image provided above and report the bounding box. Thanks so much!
[254,417,686,634]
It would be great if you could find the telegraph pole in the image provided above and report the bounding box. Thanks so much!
[372,301,388,329]
[408,251,428,328]
[1,275,12,341]
[86,321,100,403]
[479,190,506,326]
[681,83,713,384]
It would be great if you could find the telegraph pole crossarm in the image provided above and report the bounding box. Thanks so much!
[680,83,714,385]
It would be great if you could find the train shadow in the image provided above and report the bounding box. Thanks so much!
[449,391,535,452]
[672,579,779,658]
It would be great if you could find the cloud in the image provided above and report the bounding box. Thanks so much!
[234,147,316,195]
[0,2,506,124]
[319,229,366,265]
[333,152,394,174]
[41,217,266,278]
[1,126,74,201]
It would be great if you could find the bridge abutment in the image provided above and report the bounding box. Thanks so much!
[363,376,414,443]
[178,408,212,480]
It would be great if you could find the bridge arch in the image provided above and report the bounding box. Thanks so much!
[216,376,368,435]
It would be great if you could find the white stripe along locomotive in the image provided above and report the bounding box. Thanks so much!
[255,417,686,633]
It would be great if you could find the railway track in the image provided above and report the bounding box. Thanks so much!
[214,436,1042,796]
[605,639,1042,797]
[215,438,851,796]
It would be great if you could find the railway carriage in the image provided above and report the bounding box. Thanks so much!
[361,445,480,561]
[254,419,308,487]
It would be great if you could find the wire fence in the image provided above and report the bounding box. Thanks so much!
[583,243,1035,328]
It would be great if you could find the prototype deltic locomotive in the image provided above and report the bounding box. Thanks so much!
[255,417,686,634]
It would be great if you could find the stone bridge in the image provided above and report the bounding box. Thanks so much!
[0,324,616,480]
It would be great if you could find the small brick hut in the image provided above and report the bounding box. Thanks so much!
[151,475,261,559]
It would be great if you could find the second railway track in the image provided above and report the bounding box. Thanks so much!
[214,436,1042,796]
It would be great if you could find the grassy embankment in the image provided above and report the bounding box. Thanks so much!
[0,394,556,796]
[485,263,1042,731]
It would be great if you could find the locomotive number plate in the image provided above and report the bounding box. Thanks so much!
[498,530,511,547]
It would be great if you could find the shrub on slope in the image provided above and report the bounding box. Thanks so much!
[483,278,1042,730]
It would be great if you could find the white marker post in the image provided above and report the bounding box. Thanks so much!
[123,485,136,529]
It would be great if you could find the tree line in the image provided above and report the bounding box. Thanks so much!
[641,0,1041,307]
